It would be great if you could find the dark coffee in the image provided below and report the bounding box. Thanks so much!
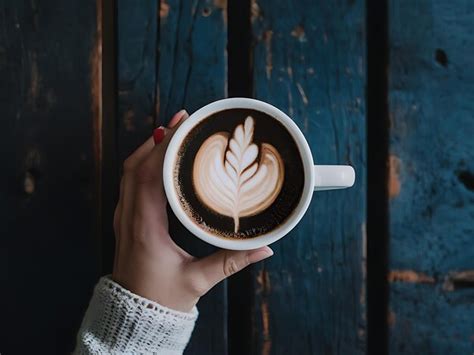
[173,108,304,239]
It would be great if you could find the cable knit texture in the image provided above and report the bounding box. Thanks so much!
[74,276,198,355]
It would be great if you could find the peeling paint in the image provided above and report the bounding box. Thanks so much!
[291,25,307,42]
[24,171,35,194]
[160,1,170,19]
[388,309,396,326]
[263,30,273,79]
[257,269,271,293]
[389,154,401,198]
[261,301,271,355]
[213,0,226,9]
[287,86,293,117]
[443,270,474,291]
[388,270,435,284]
[213,0,227,24]
[251,0,260,23]
[296,82,308,105]
[123,109,135,131]
[257,268,271,353]
[28,51,40,109]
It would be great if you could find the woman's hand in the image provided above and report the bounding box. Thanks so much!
[112,110,274,312]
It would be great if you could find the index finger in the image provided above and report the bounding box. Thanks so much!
[137,111,189,184]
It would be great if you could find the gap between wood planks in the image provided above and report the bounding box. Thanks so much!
[366,0,390,353]
[98,0,119,274]
[227,1,254,354]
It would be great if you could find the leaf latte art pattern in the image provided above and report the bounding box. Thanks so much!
[193,116,284,233]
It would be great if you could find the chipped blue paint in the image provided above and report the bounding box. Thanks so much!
[117,0,159,161]
[388,0,474,353]
[251,0,367,354]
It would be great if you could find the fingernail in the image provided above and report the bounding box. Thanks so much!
[177,109,188,119]
[247,247,274,264]
[167,109,189,129]
[153,126,166,144]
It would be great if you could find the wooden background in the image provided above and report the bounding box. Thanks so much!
[0,0,472,354]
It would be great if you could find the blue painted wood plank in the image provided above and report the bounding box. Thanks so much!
[0,0,101,353]
[117,0,159,162]
[251,0,367,353]
[157,1,228,354]
[158,0,227,120]
[388,1,474,353]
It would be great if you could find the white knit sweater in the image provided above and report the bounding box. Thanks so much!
[74,276,198,354]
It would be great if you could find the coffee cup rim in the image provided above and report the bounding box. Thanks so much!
[163,98,315,250]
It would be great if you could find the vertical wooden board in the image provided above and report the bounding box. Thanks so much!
[388,1,474,353]
[158,1,228,354]
[251,0,366,354]
[0,0,101,353]
[117,0,159,162]
[158,0,227,120]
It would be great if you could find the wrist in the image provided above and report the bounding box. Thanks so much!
[111,271,199,313]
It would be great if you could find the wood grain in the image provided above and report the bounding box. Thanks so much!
[0,0,101,353]
[250,0,367,353]
[113,1,229,353]
[388,1,474,353]
[157,0,228,354]
[117,0,158,162]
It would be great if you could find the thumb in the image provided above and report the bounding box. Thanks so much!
[189,247,274,294]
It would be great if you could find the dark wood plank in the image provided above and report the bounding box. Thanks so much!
[157,0,228,120]
[117,0,158,162]
[101,0,119,273]
[0,0,101,353]
[388,1,474,353]
[250,0,367,354]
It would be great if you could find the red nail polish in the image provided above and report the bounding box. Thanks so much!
[153,127,165,144]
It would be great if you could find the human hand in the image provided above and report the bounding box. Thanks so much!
[112,110,274,312]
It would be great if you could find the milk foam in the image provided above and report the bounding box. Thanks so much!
[192,116,284,232]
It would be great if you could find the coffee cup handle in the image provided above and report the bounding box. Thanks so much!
[313,165,355,191]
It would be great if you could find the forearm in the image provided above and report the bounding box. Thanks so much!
[74,276,198,355]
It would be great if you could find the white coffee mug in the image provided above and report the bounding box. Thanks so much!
[163,98,355,250]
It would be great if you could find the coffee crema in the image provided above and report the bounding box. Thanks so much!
[173,109,304,239]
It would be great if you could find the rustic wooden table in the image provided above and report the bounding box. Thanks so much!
[0,0,472,354]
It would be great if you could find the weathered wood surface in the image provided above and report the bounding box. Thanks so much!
[250,0,367,354]
[116,1,228,354]
[388,0,474,353]
[0,0,101,353]
[157,0,228,354]
[117,0,158,162]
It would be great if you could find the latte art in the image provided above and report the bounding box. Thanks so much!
[174,108,304,239]
[192,116,284,232]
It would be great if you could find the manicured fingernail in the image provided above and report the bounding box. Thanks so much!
[168,109,189,128]
[247,247,274,264]
[153,126,166,144]
[177,109,188,119]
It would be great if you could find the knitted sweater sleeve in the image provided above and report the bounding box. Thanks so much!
[73,276,198,355]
